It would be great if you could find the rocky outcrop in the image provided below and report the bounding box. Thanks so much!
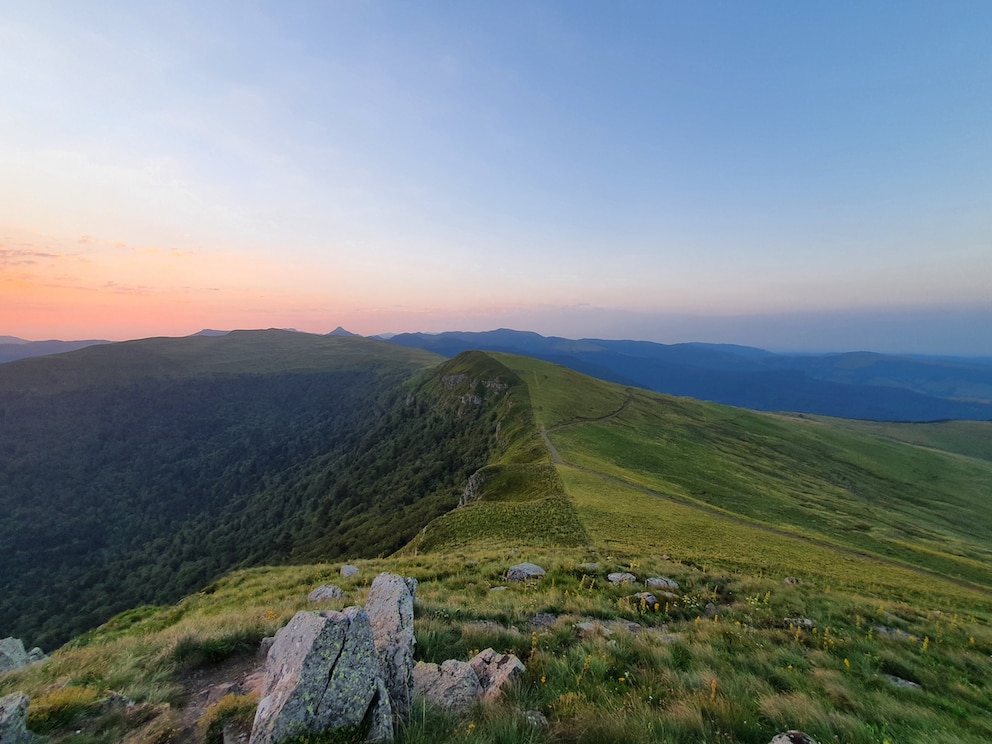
[469,649,525,701]
[505,563,545,582]
[0,638,46,674]
[366,574,416,721]
[0,693,36,743]
[412,660,482,712]
[250,608,392,744]
[308,585,344,603]
[458,470,486,507]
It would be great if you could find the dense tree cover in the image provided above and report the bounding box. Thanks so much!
[0,346,517,650]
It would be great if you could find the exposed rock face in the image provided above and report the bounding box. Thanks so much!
[250,608,392,744]
[412,660,482,712]
[505,563,545,582]
[645,577,679,591]
[366,574,416,721]
[769,732,818,744]
[607,572,637,585]
[459,470,486,507]
[0,693,36,743]
[469,649,525,701]
[0,638,45,674]
[341,565,360,578]
[308,585,344,603]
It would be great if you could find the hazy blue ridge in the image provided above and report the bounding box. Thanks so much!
[386,330,992,422]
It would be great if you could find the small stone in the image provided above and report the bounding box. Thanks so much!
[308,585,344,603]
[505,563,545,582]
[489,586,508,592]
[783,577,801,585]
[645,577,679,591]
[872,625,918,642]
[607,572,637,585]
[340,565,360,578]
[577,562,600,572]
[703,603,718,617]
[784,618,816,629]
[883,674,921,690]
[520,710,548,728]
[632,592,659,609]
[527,613,559,630]
[769,732,818,744]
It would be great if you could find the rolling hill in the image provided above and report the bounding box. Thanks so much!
[386,329,992,421]
[1,338,991,742]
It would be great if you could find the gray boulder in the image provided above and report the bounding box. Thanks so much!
[645,577,679,591]
[0,638,45,674]
[577,562,600,572]
[250,608,392,744]
[607,572,637,586]
[308,585,344,603]
[505,563,545,582]
[413,660,482,712]
[0,693,36,743]
[366,574,416,721]
[469,648,525,701]
[341,565,360,579]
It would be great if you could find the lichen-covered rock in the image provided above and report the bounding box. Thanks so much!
[469,649,525,701]
[412,660,482,712]
[505,563,545,582]
[631,592,659,609]
[0,693,36,743]
[645,577,679,591]
[0,638,45,674]
[250,608,393,744]
[366,574,416,721]
[308,585,344,603]
[341,565,360,578]
[607,572,637,585]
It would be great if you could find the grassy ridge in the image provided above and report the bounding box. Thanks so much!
[492,355,992,594]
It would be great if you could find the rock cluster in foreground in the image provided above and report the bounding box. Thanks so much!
[249,571,526,743]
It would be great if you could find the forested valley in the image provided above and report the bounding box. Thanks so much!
[0,332,518,649]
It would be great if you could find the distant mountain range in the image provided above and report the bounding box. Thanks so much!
[0,338,111,363]
[385,329,992,422]
[4,327,991,421]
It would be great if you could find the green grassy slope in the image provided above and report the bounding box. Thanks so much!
[3,350,991,743]
[492,354,992,600]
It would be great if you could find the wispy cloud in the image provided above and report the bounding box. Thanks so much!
[0,248,61,265]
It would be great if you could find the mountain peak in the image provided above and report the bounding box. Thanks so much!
[328,326,358,337]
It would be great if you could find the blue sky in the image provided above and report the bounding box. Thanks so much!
[1,1,990,353]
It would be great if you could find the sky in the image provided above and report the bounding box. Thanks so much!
[1,1,990,354]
